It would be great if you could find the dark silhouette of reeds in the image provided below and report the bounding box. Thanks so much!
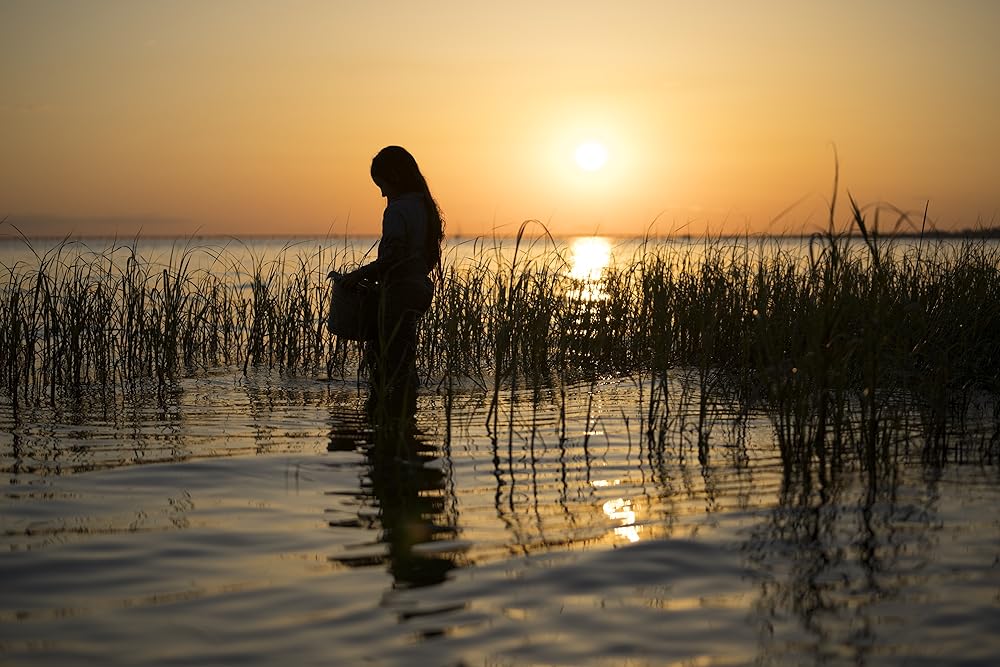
[3,202,999,470]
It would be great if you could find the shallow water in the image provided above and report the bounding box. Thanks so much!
[3,370,998,666]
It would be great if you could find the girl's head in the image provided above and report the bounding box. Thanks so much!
[371,146,445,274]
[370,145,422,198]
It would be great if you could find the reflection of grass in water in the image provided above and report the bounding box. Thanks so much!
[2,200,999,469]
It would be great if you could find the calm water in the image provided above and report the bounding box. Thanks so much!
[2,236,999,666]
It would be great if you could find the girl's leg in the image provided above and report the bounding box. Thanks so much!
[381,309,419,393]
[370,280,431,411]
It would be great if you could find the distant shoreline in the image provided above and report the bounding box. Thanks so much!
[4,229,1000,242]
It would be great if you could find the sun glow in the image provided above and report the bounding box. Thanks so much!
[568,236,612,282]
[567,236,612,301]
[574,141,608,172]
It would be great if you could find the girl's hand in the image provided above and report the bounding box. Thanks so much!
[338,271,362,289]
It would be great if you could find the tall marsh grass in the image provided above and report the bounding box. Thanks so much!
[0,235,358,414]
[3,210,999,468]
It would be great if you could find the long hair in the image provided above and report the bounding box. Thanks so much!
[370,146,445,276]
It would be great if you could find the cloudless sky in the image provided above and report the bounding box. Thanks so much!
[2,0,998,237]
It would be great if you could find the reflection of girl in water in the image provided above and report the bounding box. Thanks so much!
[327,410,457,587]
[338,146,444,404]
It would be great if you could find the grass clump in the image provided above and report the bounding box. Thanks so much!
[2,205,999,469]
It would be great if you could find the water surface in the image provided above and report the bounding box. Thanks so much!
[3,369,998,665]
[2,234,999,665]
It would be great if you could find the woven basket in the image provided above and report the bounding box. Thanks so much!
[327,281,378,341]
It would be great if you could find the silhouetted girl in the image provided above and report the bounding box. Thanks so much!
[338,146,444,405]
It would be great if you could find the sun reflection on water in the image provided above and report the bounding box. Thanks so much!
[568,236,612,300]
[594,479,643,543]
[568,236,611,281]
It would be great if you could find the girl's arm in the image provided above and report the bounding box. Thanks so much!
[341,206,408,285]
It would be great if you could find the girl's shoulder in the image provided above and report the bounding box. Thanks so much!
[387,192,424,207]
[385,193,427,222]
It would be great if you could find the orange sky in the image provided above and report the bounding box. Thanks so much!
[2,1,998,238]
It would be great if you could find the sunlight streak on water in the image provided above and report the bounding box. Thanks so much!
[594,478,642,543]
[602,498,641,543]
[568,236,612,282]
[567,236,612,301]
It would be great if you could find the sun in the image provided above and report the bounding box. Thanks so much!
[574,141,608,172]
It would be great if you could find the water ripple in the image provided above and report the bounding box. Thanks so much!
[2,371,999,665]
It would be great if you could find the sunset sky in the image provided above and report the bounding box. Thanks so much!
[2,0,998,238]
